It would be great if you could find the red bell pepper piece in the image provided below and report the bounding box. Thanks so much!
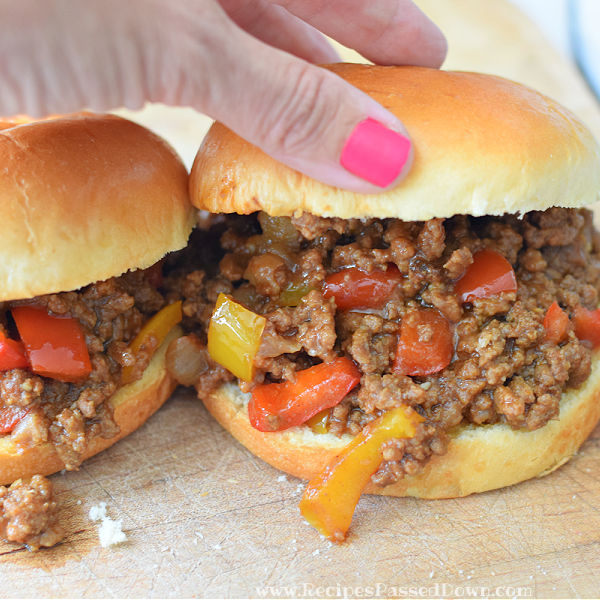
[454,249,517,303]
[543,301,570,344]
[393,308,453,376]
[0,406,29,434]
[12,306,92,382]
[248,357,361,432]
[573,306,600,348]
[323,265,402,311]
[0,332,29,371]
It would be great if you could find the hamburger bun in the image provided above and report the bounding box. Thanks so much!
[0,113,193,485]
[189,65,600,500]
[201,351,600,498]
[191,65,600,220]
[0,113,194,301]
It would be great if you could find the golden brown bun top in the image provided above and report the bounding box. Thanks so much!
[0,113,194,301]
[190,65,600,220]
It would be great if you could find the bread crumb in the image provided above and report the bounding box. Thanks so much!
[277,475,288,482]
[98,517,127,548]
[88,502,127,548]
[89,502,107,522]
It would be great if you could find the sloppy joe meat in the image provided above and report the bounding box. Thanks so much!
[0,268,164,548]
[167,207,600,487]
[0,269,165,469]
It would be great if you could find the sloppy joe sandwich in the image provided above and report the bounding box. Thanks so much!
[0,114,193,549]
[167,65,600,541]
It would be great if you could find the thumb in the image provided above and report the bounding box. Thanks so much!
[203,23,413,193]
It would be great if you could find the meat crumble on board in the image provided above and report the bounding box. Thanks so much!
[0,475,63,550]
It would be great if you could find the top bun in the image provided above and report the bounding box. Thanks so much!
[190,65,600,221]
[0,113,193,302]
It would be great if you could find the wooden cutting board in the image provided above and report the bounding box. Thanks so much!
[2,1,600,597]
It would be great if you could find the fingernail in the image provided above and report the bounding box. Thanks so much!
[340,118,411,187]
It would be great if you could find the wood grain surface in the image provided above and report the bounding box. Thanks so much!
[2,0,600,598]
[2,387,600,598]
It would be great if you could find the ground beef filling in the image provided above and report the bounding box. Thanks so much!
[0,269,165,470]
[168,207,600,488]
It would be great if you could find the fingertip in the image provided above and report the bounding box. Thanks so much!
[274,118,414,195]
[411,2,448,68]
[340,118,412,188]
[338,141,414,194]
[425,22,448,68]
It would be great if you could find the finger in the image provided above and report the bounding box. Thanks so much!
[200,17,413,192]
[0,0,151,116]
[0,0,413,192]
[272,0,447,67]
[219,0,339,63]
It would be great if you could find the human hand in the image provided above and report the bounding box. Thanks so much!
[0,0,446,192]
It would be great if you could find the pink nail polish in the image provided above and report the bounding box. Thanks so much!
[340,118,411,187]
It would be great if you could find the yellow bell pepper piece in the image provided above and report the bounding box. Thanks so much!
[122,301,182,384]
[306,409,330,434]
[207,293,266,382]
[299,405,424,542]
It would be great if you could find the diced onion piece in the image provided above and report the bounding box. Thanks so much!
[166,335,210,386]
[307,409,330,434]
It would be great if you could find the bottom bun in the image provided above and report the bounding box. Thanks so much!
[200,353,600,499]
[0,327,181,485]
